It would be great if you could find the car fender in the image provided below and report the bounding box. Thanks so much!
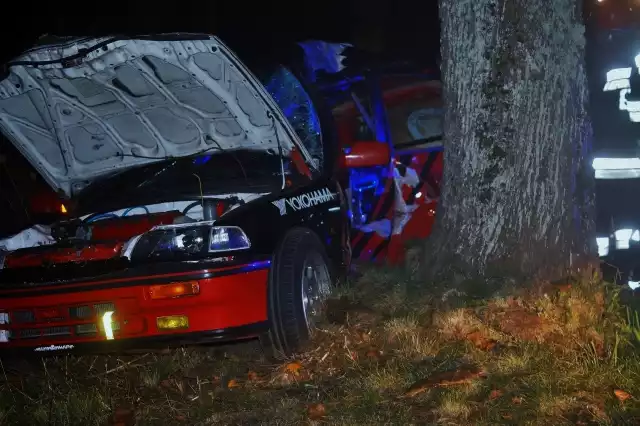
[215,179,348,273]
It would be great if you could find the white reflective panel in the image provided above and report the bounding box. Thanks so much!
[615,228,634,250]
[592,157,640,170]
[632,230,640,242]
[617,240,631,250]
[629,280,640,290]
[595,169,640,179]
[626,99,640,113]
[602,58,640,122]
[615,229,634,241]
[603,67,632,91]
[596,237,610,257]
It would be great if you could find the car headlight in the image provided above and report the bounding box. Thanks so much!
[127,224,250,260]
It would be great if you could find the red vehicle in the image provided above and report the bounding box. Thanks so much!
[0,36,442,357]
[328,74,443,264]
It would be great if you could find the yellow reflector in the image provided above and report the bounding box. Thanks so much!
[60,203,67,214]
[157,315,189,330]
[102,311,115,340]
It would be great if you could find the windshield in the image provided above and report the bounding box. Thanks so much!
[258,66,325,170]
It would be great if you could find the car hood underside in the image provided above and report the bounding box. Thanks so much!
[0,34,303,197]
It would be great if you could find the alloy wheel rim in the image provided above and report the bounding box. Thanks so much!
[301,251,331,335]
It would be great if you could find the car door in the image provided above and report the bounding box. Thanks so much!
[331,82,396,262]
[379,77,444,265]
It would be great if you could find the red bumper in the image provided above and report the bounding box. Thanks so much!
[0,261,270,355]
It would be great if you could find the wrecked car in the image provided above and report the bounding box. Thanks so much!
[0,34,396,357]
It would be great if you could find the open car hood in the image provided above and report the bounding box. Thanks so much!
[0,34,306,197]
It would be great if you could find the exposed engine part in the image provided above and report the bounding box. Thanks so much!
[203,199,217,221]
[0,194,265,253]
[0,225,55,252]
[51,219,87,242]
[51,211,183,243]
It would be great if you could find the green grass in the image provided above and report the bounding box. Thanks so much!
[2,264,640,425]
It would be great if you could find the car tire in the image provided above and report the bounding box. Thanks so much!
[260,227,333,360]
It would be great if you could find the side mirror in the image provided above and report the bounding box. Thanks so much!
[341,141,391,168]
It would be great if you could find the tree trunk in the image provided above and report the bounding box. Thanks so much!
[425,0,596,283]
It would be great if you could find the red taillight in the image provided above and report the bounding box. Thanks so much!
[148,281,200,300]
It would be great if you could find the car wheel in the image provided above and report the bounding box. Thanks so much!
[261,228,333,359]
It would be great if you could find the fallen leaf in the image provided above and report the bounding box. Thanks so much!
[175,415,186,421]
[285,361,303,376]
[489,389,503,400]
[159,379,172,389]
[227,379,240,389]
[502,413,513,420]
[403,366,485,398]
[466,331,498,351]
[512,396,523,405]
[307,403,326,420]
[614,389,632,402]
[247,371,259,381]
[271,363,311,385]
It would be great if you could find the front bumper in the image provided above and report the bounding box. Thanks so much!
[1,322,269,356]
[0,260,271,356]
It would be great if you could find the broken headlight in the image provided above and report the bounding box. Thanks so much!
[126,224,250,261]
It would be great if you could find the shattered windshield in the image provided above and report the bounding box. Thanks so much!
[260,66,325,170]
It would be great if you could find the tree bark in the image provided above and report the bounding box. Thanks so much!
[425,0,596,283]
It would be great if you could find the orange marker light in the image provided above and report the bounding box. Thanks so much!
[148,281,200,300]
[60,204,68,214]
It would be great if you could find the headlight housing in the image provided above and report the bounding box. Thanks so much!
[127,224,250,261]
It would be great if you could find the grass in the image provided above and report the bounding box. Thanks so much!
[2,264,640,425]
